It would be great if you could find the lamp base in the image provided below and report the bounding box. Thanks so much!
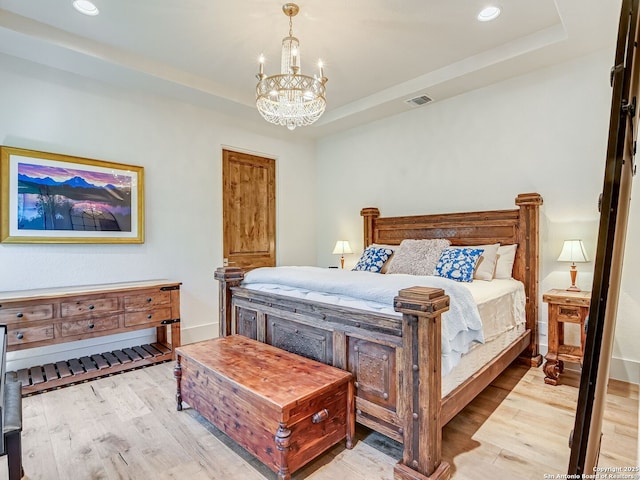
[566,263,581,292]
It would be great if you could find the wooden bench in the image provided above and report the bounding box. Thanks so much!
[174,335,354,480]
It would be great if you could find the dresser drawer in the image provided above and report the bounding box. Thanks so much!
[8,324,55,346]
[61,314,122,337]
[61,297,120,317]
[556,305,583,323]
[0,304,54,323]
[125,307,172,327]
[124,291,171,310]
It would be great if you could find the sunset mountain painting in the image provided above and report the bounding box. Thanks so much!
[17,162,134,232]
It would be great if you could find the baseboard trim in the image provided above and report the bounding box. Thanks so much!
[181,322,218,345]
[608,356,640,385]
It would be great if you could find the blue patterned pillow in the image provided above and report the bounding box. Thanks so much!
[352,246,394,273]
[434,247,484,282]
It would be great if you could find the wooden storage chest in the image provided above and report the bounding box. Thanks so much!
[175,335,354,480]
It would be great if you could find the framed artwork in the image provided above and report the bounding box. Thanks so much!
[0,146,144,244]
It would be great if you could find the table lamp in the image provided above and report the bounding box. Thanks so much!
[332,240,352,269]
[557,239,589,291]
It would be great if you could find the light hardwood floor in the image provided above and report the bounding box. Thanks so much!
[4,362,637,480]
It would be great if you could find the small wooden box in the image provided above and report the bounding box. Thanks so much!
[175,335,354,480]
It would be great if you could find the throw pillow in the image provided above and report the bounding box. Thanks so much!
[434,247,484,282]
[352,245,394,273]
[385,239,451,276]
[453,243,500,281]
[373,243,397,273]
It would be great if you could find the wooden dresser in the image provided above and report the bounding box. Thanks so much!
[0,280,181,394]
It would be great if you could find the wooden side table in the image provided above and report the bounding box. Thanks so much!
[542,289,591,385]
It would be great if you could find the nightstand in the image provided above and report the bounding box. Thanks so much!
[542,289,591,385]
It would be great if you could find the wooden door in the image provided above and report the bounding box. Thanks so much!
[222,149,276,271]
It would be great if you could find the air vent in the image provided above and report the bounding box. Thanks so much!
[404,94,433,107]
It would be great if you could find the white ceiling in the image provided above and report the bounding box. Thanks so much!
[0,0,622,138]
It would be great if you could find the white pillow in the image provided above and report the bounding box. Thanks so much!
[385,239,451,276]
[454,243,499,281]
[494,244,518,279]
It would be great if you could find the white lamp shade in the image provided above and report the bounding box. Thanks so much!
[332,240,353,255]
[557,240,589,263]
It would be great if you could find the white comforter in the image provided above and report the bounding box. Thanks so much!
[243,266,485,375]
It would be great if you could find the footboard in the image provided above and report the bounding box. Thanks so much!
[215,267,452,480]
[214,194,541,480]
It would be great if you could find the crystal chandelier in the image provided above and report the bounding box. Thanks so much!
[256,3,327,131]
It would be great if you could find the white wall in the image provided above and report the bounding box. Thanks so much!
[316,48,640,383]
[2,46,638,384]
[0,55,317,369]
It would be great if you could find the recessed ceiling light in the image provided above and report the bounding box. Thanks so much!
[73,0,99,16]
[477,6,501,22]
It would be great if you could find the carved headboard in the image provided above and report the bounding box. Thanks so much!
[361,192,543,364]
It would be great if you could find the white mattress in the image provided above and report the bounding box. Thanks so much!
[442,321,526,397]
[442,278,526,376]
[468,278,527,341]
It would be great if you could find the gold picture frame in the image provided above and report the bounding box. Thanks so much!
[0,146,144,244]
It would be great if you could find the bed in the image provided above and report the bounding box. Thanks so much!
[214,192,542,480]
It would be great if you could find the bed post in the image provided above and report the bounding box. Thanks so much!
[394,287,451,480]
[515,193,543,367]
[361,207,380,247]
[214,267,244,337]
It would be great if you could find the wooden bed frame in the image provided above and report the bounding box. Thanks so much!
[215,192,542,480]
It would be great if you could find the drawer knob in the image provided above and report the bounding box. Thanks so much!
[147,297,152,303]
[88,305,95,310]
[383,392,389,400]
[354,381,359,388]
[88,323,95,329]
[16,332,23,340]
[16,312,23,318]
[147,314,152,319]
[312,408,329,424]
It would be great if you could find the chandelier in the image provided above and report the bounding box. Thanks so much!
[255,3,327,131]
